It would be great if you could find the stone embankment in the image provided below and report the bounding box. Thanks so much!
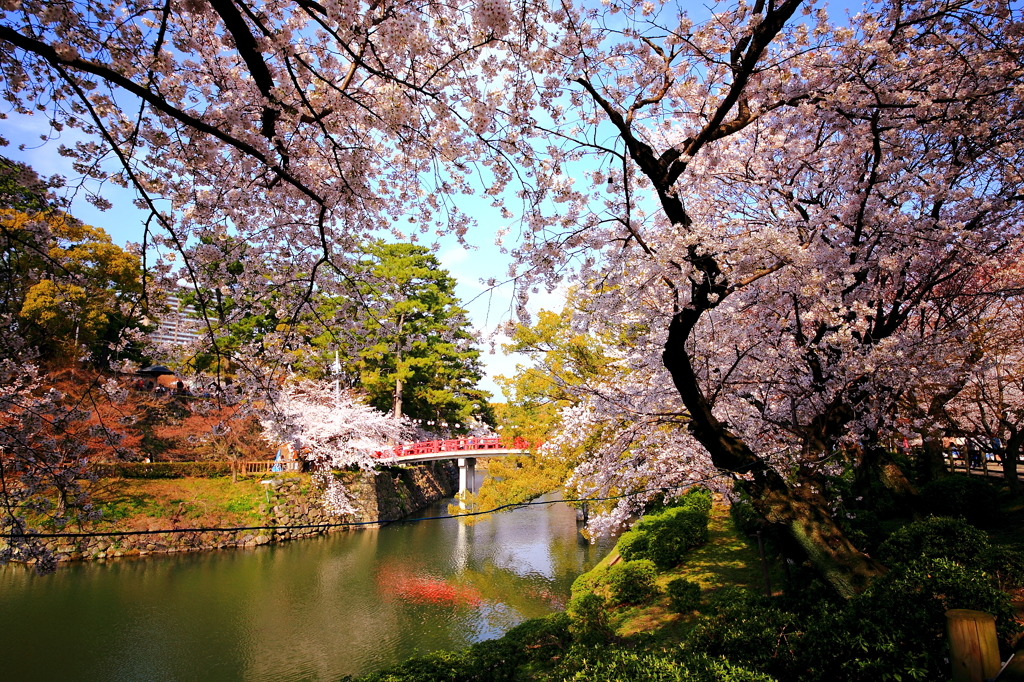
[31,461,458,564]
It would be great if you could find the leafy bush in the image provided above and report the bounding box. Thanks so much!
[876,516,989,567]
[918,476,999,527]
[605,559,660,605]
[666,578,701,613]
[355,614,573,682]
[555,648,776,682]
[855,558,1022,668]
[567,592,612,644]
[619,487,713,569]
[981,545,1024,591]
[838,509,883,554]
[355,650,469,682]
[687,555,1023,682]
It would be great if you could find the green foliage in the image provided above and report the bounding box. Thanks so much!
[619,488,713,569]
[495,306,617,443]
[666,578,702,613]
[0,202,145,366]
[567,592,613,644]
[918,476,1000,527]
[838,509,884,554]
[356,614,573,682]
[688,556,1022,682]
[355,650,469,682]
[980,545,1024,591]
[605,559,660,605]
[555,648,777,682]
[342,241,491,429]
[876,516,989,567]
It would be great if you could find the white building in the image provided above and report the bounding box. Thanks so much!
[150,295,203,347]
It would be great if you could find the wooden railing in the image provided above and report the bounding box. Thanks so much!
[946,451,1024,478]
[233,460,302,474]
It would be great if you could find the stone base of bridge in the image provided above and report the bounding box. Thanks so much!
[457,457,476,497]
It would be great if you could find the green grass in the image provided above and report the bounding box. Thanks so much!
[598,503,786,638]
[87,476,275,530]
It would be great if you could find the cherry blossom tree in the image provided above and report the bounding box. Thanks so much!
[258,378,411,513]
[499,0,1024,594]
[4,0,1024,596]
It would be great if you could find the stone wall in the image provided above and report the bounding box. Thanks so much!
[25,462,458,564]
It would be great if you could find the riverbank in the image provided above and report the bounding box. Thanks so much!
[354,484,1024,682]
[8,462,458,565]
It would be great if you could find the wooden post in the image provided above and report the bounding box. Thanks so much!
[755,530,772,597]
[945,609,1001,682]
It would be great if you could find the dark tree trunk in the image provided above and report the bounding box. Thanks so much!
[1003,428,1023,497]
[663,312,887,598]
[917,432,950,484]
[855,435,920,518]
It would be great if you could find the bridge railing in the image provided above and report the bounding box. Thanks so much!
[373,437,540,460]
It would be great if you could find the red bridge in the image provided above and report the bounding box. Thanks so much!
[375,436,535,496]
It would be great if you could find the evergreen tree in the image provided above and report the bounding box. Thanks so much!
[349,242,492,431]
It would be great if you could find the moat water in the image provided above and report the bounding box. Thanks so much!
[0,480,613,681]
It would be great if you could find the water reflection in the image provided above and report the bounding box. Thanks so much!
[0,487,614,682]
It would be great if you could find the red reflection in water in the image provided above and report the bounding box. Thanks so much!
[377,564,483,606]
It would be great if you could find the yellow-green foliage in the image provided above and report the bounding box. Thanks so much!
[2,209,143,363]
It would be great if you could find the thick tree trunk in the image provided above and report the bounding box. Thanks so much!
[855,436,920,518]
[1003,429,1023,497]
[663,311,886,597]
[917,432,950,484]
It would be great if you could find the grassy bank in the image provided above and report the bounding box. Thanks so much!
[83,475,293,532]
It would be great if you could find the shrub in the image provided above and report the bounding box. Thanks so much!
[854,558,1022,671]
[918,476,1000,527]
[666,578,701,613]
[981,545,1024,590]
[839,509,883,553]
[355,650,468,682]
[605,559,660,605]
[618,488,713,569]
[876,516,989,567]
[554,648,777,682]
[567,592,612,644]
[687,592,802,676]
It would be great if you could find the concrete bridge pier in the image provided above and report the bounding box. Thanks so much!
[457,457,477,497]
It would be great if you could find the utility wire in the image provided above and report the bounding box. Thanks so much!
[5,462,758,540]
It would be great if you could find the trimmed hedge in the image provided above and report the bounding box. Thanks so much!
[666,577,702,613]
[918,476,999,527]
[605,559,660,605]
[877,516,1024,591]
[91,461,234,479]
[876,516,989,567]
[567,592,612,645]
[618,487,713,569]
